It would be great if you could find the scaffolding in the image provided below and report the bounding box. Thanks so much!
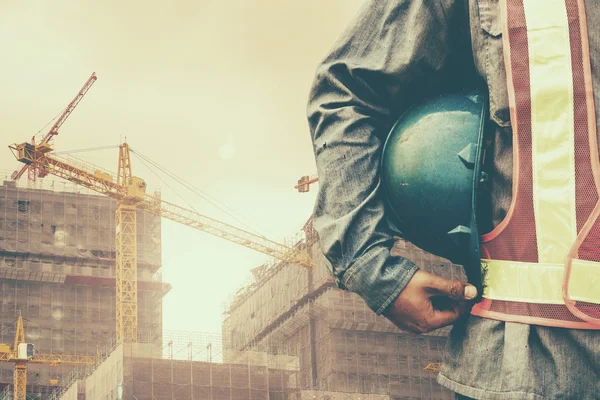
[48,331,290,399]
[0,180,168,394]
[0,386,11,400]
[51,330,393,400]
[222,226,464,400]
[49,318,453,400]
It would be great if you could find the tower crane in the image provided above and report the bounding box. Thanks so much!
[9,141,315,344]
[0,315,96,400]
[11,72,97,182]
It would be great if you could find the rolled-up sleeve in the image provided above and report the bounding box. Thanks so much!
[307,0,469,315]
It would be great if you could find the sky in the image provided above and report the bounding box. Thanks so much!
[0,0,365,334]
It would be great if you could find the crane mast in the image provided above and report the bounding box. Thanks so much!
[11,73,97,182]
[115,144,139,343]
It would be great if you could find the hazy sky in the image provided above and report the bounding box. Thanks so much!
[0,1,365,333]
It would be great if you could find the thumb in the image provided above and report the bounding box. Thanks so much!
[427,274,478,301]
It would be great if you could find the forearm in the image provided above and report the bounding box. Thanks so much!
[307,0,466,314]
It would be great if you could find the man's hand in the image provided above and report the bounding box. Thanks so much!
[383,270,478,334]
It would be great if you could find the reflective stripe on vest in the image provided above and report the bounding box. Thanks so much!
[470,0,600,329]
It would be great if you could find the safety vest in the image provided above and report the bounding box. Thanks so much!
[470,0,600,329]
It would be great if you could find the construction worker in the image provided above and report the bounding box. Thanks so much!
[307,1,600,399]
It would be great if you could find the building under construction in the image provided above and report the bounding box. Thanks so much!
[220,219,461,400]
[48,330,393,400]
[0,179,169,397]
[0,178,465,399]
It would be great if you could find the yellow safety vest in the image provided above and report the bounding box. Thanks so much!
[471,0,600,329]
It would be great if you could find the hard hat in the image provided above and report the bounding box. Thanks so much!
[381,89,490,290]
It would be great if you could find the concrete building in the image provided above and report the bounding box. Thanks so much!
[50,332,390,400]
[0,180,169,397]
[221,218,462,400]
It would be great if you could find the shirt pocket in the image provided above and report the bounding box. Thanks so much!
[477,0,511,127]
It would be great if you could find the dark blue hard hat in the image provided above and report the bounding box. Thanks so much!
[381,89,489,290]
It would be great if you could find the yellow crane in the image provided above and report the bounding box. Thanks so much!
[9,141,315,344]
[0,315,95,400]
[424,362,442,373]
[11,73,97,182]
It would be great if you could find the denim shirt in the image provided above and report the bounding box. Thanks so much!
[307,1,600,398]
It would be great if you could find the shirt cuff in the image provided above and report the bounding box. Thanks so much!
[341,248,419,315]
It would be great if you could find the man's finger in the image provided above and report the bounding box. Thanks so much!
[427,274,478,301]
